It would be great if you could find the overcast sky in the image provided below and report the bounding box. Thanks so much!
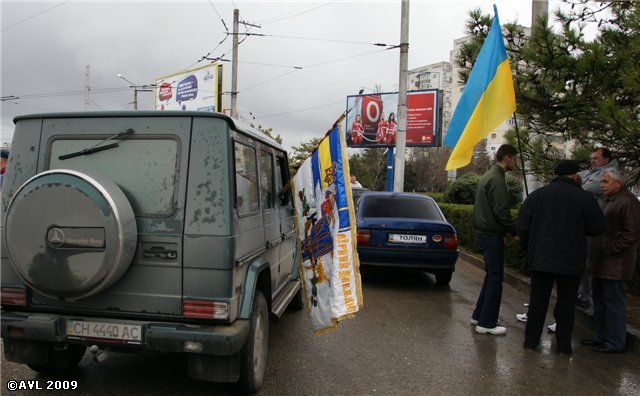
[1,0,563,150]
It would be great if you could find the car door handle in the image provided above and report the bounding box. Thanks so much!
[281,230,296,240]
[143,247,177,259]
[266,238,281,249]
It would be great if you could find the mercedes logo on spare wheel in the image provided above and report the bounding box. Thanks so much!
[47,227,65,248]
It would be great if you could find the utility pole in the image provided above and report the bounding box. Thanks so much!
[229,9,260,119]
[117,73,152,111]
[133,88,138,111]
[532,0,549,26]
[393,0,410,192]
[230,9,239,119]
[85,65,90,111]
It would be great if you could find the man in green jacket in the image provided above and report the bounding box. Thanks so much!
[471,144,519,335]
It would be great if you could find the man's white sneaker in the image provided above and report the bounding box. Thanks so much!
[547,323,556,332]
[475,325,507,335]
[471,318,502,325]
[516,313,528,322]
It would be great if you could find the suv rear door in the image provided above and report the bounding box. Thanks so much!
[40,115,189,315]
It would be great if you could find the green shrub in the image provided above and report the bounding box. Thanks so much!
[442,171,523,208]
[443,173,479,204]
[424,192,444,203]
[439,202,525,270]
[506,174,524,208]
[439,203,478,252]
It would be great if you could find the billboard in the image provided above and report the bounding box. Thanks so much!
[155,63,222,112]
[345,89,440,147]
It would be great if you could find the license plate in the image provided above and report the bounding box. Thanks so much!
[388,234,427,244]
[67,320,142,344]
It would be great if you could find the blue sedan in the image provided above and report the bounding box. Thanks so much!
[355,192,458,285]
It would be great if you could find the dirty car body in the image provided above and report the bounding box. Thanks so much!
[0,111,302,393]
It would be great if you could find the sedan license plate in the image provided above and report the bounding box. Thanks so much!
[67,320,142,344]
[389,233,426,244]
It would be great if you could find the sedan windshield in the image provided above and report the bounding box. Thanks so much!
[362,196,443,220]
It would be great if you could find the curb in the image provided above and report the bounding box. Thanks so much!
[459,250,640,356]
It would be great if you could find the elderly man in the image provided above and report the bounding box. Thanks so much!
[518,160,605,354]
[575,147,619,313]
[582,169,640,353]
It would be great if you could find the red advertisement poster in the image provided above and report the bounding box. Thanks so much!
[361,95,383,140]
[406,92,435,145]
[345,89,439,147]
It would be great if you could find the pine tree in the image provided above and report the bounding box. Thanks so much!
[457,1,640,186]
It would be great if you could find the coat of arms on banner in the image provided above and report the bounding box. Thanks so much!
[292,125,363,335]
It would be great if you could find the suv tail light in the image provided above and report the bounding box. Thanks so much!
[357,229,371,246]
[1,286,27,306]
[183,299,229,320]
[444,233,458,250]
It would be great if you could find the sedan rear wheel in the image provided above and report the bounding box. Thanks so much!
[435,271,453,286]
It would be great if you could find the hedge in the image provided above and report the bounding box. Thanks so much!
[439,203,526,272]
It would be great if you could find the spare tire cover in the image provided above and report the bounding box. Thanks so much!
[5,169,137,300]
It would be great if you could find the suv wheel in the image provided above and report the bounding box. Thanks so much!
[236,290,268,394]
[27,343,86,374]
[4,169,137,300]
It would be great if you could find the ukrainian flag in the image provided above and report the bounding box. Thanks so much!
[444,5,515,170]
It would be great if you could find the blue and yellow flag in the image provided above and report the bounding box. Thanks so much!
[292,125,363,335]
[444,5,516,170]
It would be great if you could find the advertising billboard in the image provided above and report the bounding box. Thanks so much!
[155,63,222,112]
[345,89,440,147]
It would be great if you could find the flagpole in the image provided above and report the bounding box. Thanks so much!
[512,113,529,196]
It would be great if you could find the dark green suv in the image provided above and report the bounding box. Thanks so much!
[1,111,302,393]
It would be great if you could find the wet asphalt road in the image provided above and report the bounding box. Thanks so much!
[2,258,639,395]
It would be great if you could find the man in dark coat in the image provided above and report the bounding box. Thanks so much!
[517,160,605,354]
[582,169,640,353]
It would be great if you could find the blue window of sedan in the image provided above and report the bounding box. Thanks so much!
[362,197,443,220]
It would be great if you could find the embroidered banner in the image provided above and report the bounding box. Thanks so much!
[292,125,363,335]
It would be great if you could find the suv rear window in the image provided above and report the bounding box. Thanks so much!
[49,138,179,216]
[361,196,443,220]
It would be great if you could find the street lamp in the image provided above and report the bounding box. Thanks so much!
[116,73,153,110]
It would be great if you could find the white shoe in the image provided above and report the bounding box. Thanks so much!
[516,313,528,322]
[476,325,507,335]
[471,318,501,325]
[547,323,556,332]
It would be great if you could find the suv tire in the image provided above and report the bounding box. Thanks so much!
[236,290,268,394]
[5,169,137,300]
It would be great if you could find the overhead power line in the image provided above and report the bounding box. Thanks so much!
[207,58,303,70]
[4,101,56,112]
[256,2,335,25]
[2,0,70,32]
[239,47,392,93]
[2,87,135,101]
[254,100,344,120]
[227,32,396,48]
[207,0,229,32]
